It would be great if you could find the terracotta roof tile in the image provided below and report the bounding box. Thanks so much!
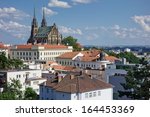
[105,56,119,62]
[43,73,112,93]
[16,45,32,49]
[42,44,68,49]
[57,50,101,59]
[0,43,8,49]
[81,56,99,62]
[53,65,74,71]
[58,52,80,59]
[14,44,68,49]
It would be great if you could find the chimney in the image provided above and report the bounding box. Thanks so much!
[70,75,74,80]
[58,76,63,82]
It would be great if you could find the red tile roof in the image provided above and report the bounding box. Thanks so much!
[81,56,98,62]
[105,56,119,62]
[13,44,68,49]
[53,65,74,71]
[58,52,80,59]
[16,45,32,49]
[0,43,8,49]
[42,73,112,93]
[42,45,68,49]
[57,50,101,59]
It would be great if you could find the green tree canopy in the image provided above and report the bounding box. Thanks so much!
[107,51,140,64]
[24,87,38,100]
[119,59,150,100]
[0,79,22,100]
[0,53,23,70]
[62,36,81,51]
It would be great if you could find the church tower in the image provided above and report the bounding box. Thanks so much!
[27,8,38,44]
[41,8,47,27]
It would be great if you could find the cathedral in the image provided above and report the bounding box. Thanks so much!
[27,9,62,45]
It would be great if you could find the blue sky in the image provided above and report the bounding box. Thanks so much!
[0,0,150,46]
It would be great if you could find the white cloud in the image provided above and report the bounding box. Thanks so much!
[109,25,150,39]
[42,7,57,16]
[0,7,30,20]
[48,0,71,8]
[86,33,99,41]
[59,26,82,35]
[72,0,93,4]
[132,15,150,32]
[0,20,30,39]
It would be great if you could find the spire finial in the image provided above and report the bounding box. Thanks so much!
[34,7,36,18]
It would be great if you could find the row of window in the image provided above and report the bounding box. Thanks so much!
[12,74,28,79]
[42,52,64,56]
[14,52,37,56]
[12,73,38,79]
[12,51,65,57]
[85,91,101,98]
[58,61,72,66]
[58,60,98,69]
[41,57,55,61]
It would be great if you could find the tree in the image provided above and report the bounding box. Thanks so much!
[0,52,9,69]
[24,87,38,100]
[117,52,140,64]
[119,59,150,100]
[62,36,81,51]
[106,51,140,64]
[0,79,22,100]
[0,53,23,70]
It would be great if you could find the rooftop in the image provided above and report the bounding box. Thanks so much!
[0,69,41,73]
[41,72,112,93]
[57,49,101,59]
[11,44,69,50]
[0,43,9,49]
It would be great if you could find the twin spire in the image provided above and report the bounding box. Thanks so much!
[32,7,47,27]
[41,8,47,27]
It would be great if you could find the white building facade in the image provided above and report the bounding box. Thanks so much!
[0,69,45,94]
[10,44,73,62]
[56,51,116,70]
[40,87,113,100]
[39,73,113,100]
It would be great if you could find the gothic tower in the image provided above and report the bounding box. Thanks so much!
[27,8,38,44]
[41,8,47,27]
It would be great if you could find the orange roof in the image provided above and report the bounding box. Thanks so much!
[53,65,74,71]
[82,50,101,57]
[42,44,68,49]
[46,61,58,65]
[81,56,98,62]
[16,45,32,49]
[58,50,101,59]
[0,43,8,49]
[58,51,80,59]
[105,56,119,62]
[14,44,68,49]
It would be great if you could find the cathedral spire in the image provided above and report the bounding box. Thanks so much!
[41,8,47,27]
[34,7,36,19]
[27,7,38,44]
[32,7,38,27]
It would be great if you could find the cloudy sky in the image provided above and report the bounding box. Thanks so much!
[0,0,150,46]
